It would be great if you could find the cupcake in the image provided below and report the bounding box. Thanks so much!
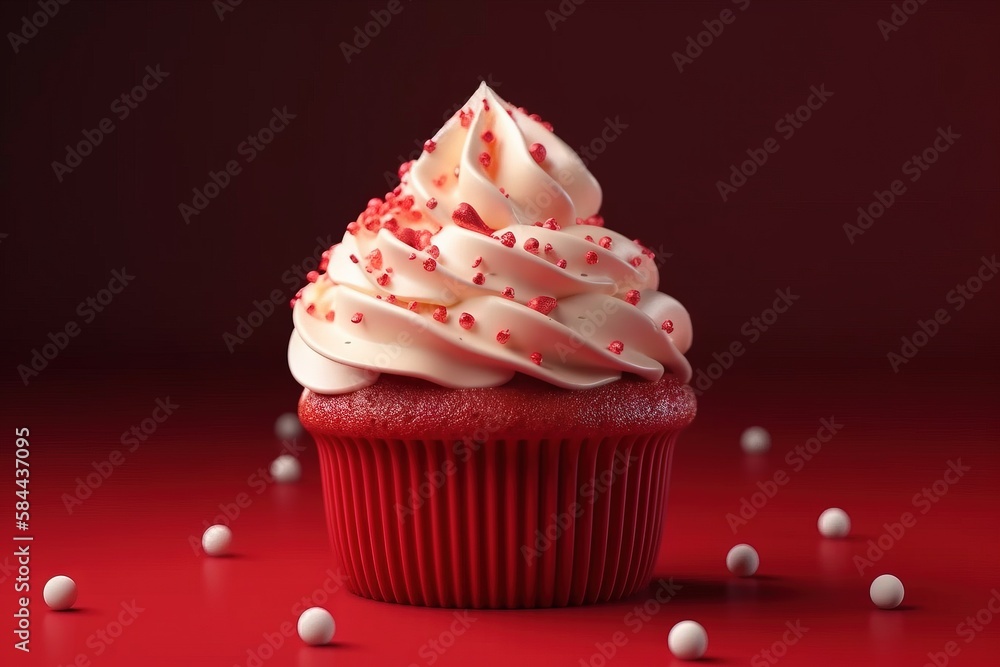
[288,84,694,608]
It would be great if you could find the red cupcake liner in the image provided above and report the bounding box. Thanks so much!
[312,431,679,608]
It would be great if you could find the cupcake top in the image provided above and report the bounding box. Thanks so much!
[288,84,692,394]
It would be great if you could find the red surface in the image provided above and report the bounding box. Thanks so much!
[5,369,999,666]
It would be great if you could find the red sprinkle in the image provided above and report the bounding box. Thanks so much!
[387,295,397,304]
[368,248,383,270]
[350,313,363,324]
[556,259,567,269]
[325,311,334,321]
[349,254,358,263]
[459,312,475,330]
[423,139,436,153]
[630,257,642,267]
[426,198,438,209]
[529,143,546,163]
[472,272,485,285]
[377,273,390,286]
[599,236,613,249]
[608,340,624,354]
[423,258,437,271]
[523,238,539,253]
[459,109,474,127]
[625,290,640,305]
[306,304,315,314]
[585,251,599,265]
[346,221,360,235]
[306,271,319,283]
[481,130,494,143]
[527,296,558,315]
[427,245,440,259]
[433,306,448,323]
[542,218,560,230]
[472,256,483,268]
[408,252,417,260]
[452,202,493,236]
[501,286,515,299]
[479,152,492,168]
[662,320,674,333]
[408,301,418,311]
[500,232,516,248]
[496,329,511,344]
[544,243,553,253]
[530,352,543,365]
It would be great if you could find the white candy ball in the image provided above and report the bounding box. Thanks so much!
[270,454,302,483]
[275,412,303,441]
[668,620,707,660]
[297,607,335,646]
[726,544,760,577]
[870,574,904,609]
[740,426,771,454]
[817,507,851,538]
[43,575,77,611]
[202,524,232,556]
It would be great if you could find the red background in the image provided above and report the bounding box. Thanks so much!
[2,0,999,665]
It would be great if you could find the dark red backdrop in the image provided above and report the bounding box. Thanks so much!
[3,0,998,385]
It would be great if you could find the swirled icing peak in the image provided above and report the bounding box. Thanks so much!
[288,84,692,393]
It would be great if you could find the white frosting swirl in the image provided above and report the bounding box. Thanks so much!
[288,84,692,393]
